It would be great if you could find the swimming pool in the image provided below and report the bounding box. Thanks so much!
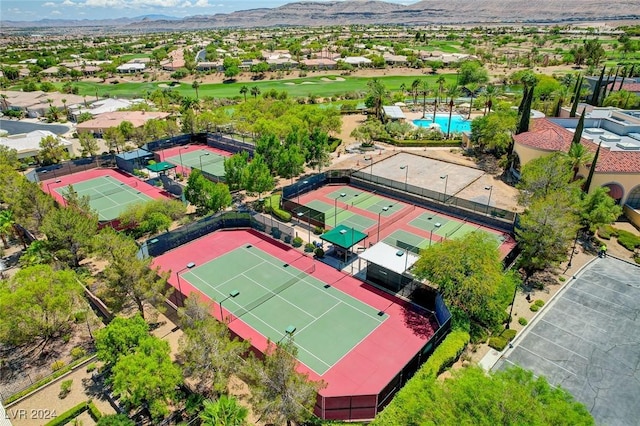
[413,114,471,134]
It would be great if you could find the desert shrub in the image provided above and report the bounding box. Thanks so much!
[559,276,566,282]
[292,236,303,247]
[597,225,618,240]
[617,230,640,251]
[51,360,66,371]
[488,336,508,351]
[304,243,315,252]
[314,248,325,258]
[501,329,517,341]
[518,317,528,326]
[59,379,73,399]
[86,363,97,373]
[534,299,545,307]
[530,304,540,312]
[70,347,86,360]
[313,225,324,235]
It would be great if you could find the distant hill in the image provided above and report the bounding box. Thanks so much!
[4,0,639,30]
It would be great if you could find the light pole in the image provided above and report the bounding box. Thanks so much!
[219,289,240,323]
[440,174,448,203]
[298,180,308,205]
[377,206,390,242]
[485,185,493,214]
[334,192,346,227]
[430,222,441,246]
[567,229,580,268]
[178,146,188,177]
[400,165,409,191]
[364,156,373,181]
[297,211,310,243]
[506,283,519,329]
[176,262,196,307]
[199,152,210,171]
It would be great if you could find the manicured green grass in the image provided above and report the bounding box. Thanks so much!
[46,73,459,100]
[415,41,462,53]
[118,53,151,61]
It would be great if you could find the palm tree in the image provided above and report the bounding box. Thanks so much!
[61,98,68,118]
[483,84,500,115]
[239,85,248,101]
[436,75,446,103]
[420,80,429,118]
[568,142,593,181]
[192,80,201,99]
[0,210,24,249]
[446,99,455,139]
[464,82,479,120]
[411,78,421,106]
[200,396,248,426]
[367,78,387,120]
[250,86,261,98]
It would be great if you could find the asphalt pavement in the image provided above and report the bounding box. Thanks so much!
[0,118,71,135]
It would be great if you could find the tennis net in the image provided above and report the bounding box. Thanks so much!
[351,191,376,208]
[233,262,316,319]
[90,184,130,200]
[445,218,467,239]
[200,155,226,167]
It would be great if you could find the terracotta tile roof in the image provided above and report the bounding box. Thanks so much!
[513,118,640,173]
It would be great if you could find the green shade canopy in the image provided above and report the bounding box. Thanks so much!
[146,161,176,173]
[320,225,367,250]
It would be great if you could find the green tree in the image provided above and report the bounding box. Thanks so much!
[223,152,249,192]
[581,187,623,233]
[373,366,593,425]
[470,109,517,154]
[95,314,150,367]
[184,169,232,215]
[41,206,98,268]
[458,60,489,86]
[0,146,19,169]
[19,240,54,267]
[103,127,125,153]
[178,298,249,397]
[117,121,134,142]
[239,85,248,102]
[517,152,579,207]
[516,191,580,275]
[181,108,197,135]
[77,112,94,123]
[8,178,56,233]
[39,134,68,165]
[192,80,201,99]
[365,78,388,120]
[255,133,282,174]
[242,154,274,199]
[111,335,182,420]
[78,132,99,157]
[250,86,261,99]
[223,57,241,80]
[413,232,516,334]
[93,228,170,319]
[96,414,135,426]
[567,141,593,181]
[200,396,248,426]
[247,337,323,426]
[0,265,83,346]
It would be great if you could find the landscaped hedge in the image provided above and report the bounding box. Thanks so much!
[371,330,470,426]
[373,136,462,148]
[265,194,291,222]
[88,400,102,421]
[617,230,640,251]
[328,136,342,152]
[4,355,94,404]
[44,401,89,426]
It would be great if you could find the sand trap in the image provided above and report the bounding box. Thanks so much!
[158,83,181,88]
[320,77,333,82]
[284,82,296,85]
[334,77,345,81]
[300,81,317,85]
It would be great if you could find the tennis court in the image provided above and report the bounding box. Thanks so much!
[328,188,403,216]
[306,199,376,231]
[382,229,435,254]
[55,176,151,221]
[181,244,387,375]
[165,149,226,177]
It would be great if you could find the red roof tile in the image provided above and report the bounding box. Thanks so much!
[513,118,640,173]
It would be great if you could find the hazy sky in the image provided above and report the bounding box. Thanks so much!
[3,0,415,21]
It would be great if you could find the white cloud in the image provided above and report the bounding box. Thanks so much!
[51,10,62,14]
[43,2,56,7]
[194,0,210,7]
[84,0,183,7]
[61,0,76,5]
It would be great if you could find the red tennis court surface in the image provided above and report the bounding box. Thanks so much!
[153,229,440,421]
[41,168,172,221]
[300,184,517,259]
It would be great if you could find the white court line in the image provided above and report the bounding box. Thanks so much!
[293,303,340,336]
[561,290,622,321]
[539,317,605,342]
[241,247,384,321]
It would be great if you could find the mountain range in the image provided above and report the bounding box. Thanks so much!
[4,0,639,30]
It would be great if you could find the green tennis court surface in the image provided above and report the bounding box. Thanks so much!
[165,149,226,177]
[55,176,151,221]
[383,229,434,254]
[306,200,376,231]
[328,188,404,217]
[181,245,387,375]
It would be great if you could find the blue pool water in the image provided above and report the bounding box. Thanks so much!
[413,114,471,134]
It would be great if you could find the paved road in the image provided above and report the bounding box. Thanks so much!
[494,257,640,426]
[0,119,71,135]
